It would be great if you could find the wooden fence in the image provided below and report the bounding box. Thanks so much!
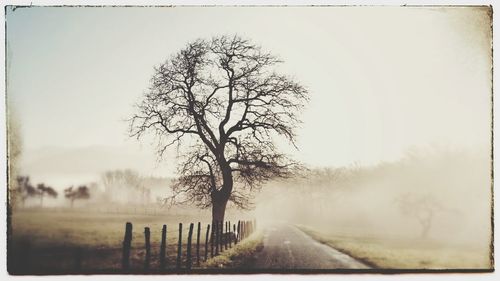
[9,218,257,274]
[121,219,256,271]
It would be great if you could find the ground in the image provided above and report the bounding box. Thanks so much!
[9,209,492,274]
[298,226,492,269]
[9,208,246,274]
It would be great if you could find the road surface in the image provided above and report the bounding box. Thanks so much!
[253,224,370,269]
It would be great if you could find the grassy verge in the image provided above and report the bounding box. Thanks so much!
[201,231,264,269]
[297,225,491,270]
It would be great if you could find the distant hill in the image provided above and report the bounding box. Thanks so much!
[21,145,175,175]
[18,145,176,189]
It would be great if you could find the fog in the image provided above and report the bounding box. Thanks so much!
[255,145,491,251]
[16,144,492,259]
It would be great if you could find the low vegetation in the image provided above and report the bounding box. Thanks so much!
[202,231,264,269]
[298,226,492,269]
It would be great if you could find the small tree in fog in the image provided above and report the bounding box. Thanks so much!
[129,35,308,223]
[36,183,58,207]
[395,193,443,239]
[15,176,37,207]
[64,185,90,208]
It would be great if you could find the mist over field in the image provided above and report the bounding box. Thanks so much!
[17,144,492,246]
[254,146,492,268]
[12,144,492,269]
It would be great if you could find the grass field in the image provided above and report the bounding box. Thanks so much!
[9,208,250,274]
[298,226,492,270]
[202,231,264,269]
[11,208,490,273]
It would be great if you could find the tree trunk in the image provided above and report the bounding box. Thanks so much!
[211,197,228,226]
[211,160,233,225]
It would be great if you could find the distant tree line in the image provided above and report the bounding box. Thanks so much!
[100,169,151,205]
[14,176,91,208]
[15,176,58,207]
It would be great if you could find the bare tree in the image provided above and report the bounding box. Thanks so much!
[100,169,147,204]
[304,168,350,216]
[36,183,58,207]
[101,169,142,191]
[130,35,308,223]
[395,193,443,238]
[64,185,90,208]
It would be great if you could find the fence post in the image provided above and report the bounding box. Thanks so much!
[224,221,228,250]
[122,222,132,270]
[160,224,167,270]
[186,223,194,270]
[219,221,224,252]
[241,221,245,240]
[233,224,237,245]
[228,220,232,248]
[210,223,215,257]
[196,222,201,267]
[204,224,210,261]
[237,221,241,242]
[176,223,182,269]
[214,221,219,256]
[144,227,151,270]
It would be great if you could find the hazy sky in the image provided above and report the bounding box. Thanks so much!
[6,6,492,176]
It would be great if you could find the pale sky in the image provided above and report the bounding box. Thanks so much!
[6,6,492,177]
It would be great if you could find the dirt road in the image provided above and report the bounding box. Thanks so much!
[253,224,370,269]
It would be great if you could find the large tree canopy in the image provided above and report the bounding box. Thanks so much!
[130,35,308,222]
